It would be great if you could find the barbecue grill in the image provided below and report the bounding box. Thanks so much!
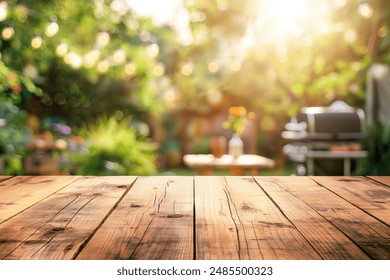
[282,101,368,175]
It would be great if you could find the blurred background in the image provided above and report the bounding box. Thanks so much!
[0,0,389,176]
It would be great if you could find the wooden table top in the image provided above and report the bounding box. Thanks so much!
[0,175,389,260]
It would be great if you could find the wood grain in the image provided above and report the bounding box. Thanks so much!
[0,176,388,260]
[254,177,369,259]
[264,176,390,259]
[311,176,390,225]
[368,176,390,187]
[77,176,193,260]
[195,176,321,259]
[0,176,80,223]
[0,176,12,183]
[0,176,135,260]
[194,176,244,260]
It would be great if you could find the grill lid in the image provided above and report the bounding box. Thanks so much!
[282,101,366,141]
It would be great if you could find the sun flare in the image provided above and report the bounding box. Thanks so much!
[255,0,331,41]
[264,0,308,28]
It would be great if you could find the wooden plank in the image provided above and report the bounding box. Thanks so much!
[254,177,370,260]
[0,176,136,260]
[224,177,322,260]
[0,176,12,183]
[194,176,244,260]
[311,176,390,225]
[77,176,193,260]
[265,177,390,259]
[368,176,390,187]
[195,176,321,260]
[0,176,80,224]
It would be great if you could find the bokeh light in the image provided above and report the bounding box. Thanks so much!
[378,26,388,38]
[139,30,151,42]
[97,59,110,73]
[181,62,193,76]
[96,31,110,48]
[164,88,176,102]
[23,64,39,80]
[332,0,347,9]
[146,43,159,58]
[230,61,241,72]
[84,49,100,68]
[64,52,82,69]
[1,26,14,40]
[358,2,374,19]
[31,35,43,49]
[206,89,223,105]
[56,43,68,57]
[71,55,82,69]
[344,29,357,43]
[112,48,126,64]
[153,63,165,77]
[208,61,219,73]
[0,1,7,22]
[45,20,59,37]
[125,62,137,76]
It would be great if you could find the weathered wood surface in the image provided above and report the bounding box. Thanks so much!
[0,176,136,259]
[77,176,193,260]
[0,176,80,223]
[254,177,370,260]
[311,176,390,225]
[0,176,12,182]
[0,176,389,260]
[195,176,321,259]
[258,177,390,259]
[368,176,390,188]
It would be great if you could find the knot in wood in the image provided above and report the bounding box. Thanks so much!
[167,214,183,219]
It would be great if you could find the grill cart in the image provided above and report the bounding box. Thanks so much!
[282,101,368,175]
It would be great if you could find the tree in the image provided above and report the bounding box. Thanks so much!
[1,0,389,173]
[0,0,181,125]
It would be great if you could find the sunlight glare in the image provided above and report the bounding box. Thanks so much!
[264,0,308,31]
[254,0,331,43]
[127,0,192,45]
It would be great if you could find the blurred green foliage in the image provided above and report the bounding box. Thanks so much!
[0,100,30,155]
[70,117,157,175]
[3,0,389,123]
[358,124,390,175]
[0,0,390,174]
[1,0,171,125]
[0,61,41,174]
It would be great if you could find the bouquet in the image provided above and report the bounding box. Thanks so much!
[222,106,249,136]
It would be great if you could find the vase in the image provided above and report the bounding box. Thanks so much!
[228,134,243,158]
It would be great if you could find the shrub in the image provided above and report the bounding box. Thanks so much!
[71,117,157,175]
[358,123,390,175]
[0,101,31,174]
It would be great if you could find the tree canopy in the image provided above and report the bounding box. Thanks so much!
[1,0,389,155]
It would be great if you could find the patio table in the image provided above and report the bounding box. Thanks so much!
[183,154,276,175]
[0,175,389,260]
